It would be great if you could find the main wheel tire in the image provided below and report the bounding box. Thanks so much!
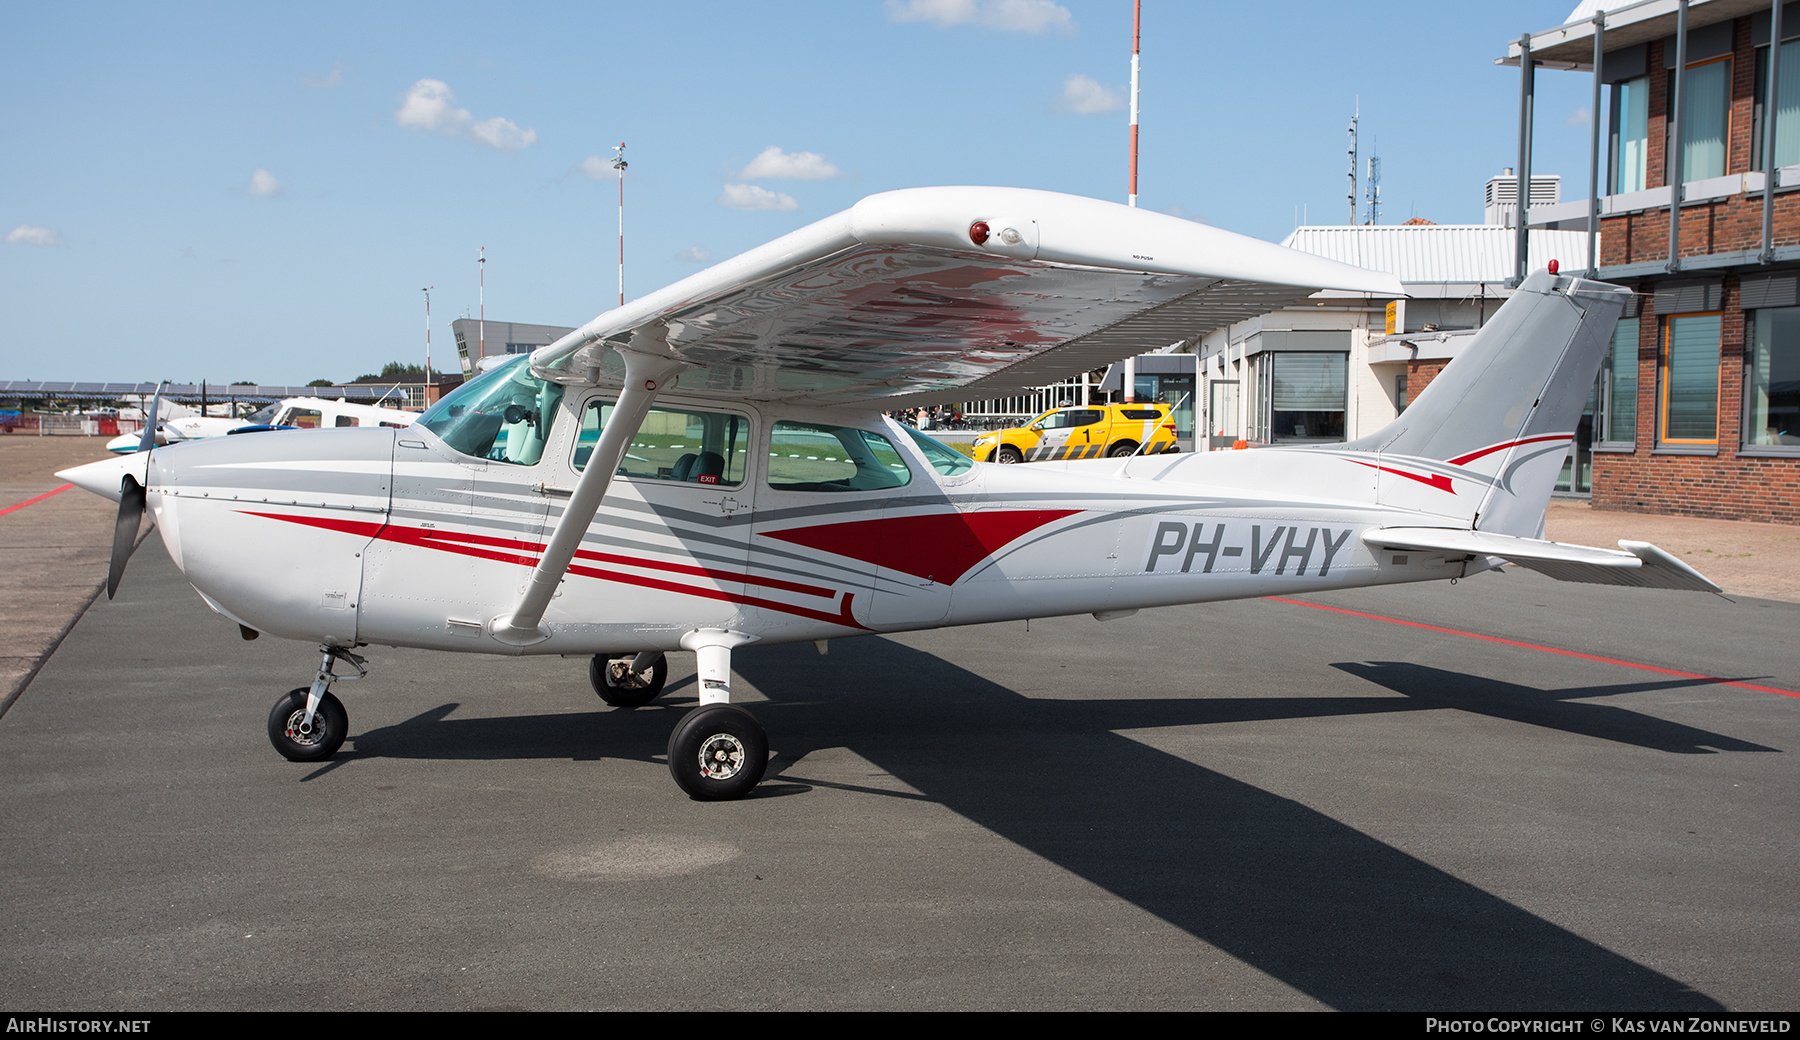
[667,703,768,801]
[267,688,347,762]
[1107,441,1139,458]
[996,446,1023,464]
[589,654,668,708]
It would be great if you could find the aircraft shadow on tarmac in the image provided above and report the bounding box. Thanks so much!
[1333,662,1780,755]
[322,635,1748,1011]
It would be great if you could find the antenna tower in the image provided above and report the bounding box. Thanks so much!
[1364,151,1381,225]
[1346,100,1359,225]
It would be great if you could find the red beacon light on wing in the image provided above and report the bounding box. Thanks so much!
[1548,259,1560,274]
[969,221,991,246]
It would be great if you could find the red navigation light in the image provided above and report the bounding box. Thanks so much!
[1548,259,1560,274]
[969,221,991,246]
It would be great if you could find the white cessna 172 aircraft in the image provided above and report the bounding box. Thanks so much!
[59,186,1718,801]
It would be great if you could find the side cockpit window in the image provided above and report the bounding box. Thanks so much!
[767,422,911,492]
[417,355,565,466]
[573,400,749,487]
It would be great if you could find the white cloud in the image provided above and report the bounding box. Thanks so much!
[738,146,842,180]
[676,245,712,263]
[885,0,1074,34]
[1056,74,1122,114]
[578,155,615,180]
[5,225,63,247]
[719,183,799,212]
[395,78,537,151]
[1568,106,1591,128]
[304,62,344,89]
[246,168,283,197]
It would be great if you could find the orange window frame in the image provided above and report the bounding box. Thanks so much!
[1659,311,1722,445]
[1666,55,1733,178]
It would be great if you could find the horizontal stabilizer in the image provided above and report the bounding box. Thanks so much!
[1362,528,1720,593]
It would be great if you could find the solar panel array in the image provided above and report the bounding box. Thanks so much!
[0,381,421,403]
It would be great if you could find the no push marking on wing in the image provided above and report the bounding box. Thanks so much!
[1143,521,1352,577]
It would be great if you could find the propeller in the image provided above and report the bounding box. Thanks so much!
[107,383,163,599]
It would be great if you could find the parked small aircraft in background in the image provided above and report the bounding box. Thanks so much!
[105,396,417,453]
[60,187,1716,801]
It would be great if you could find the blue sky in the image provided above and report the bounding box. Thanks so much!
[3,1,1598,385]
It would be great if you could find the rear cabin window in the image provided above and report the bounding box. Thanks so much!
[335,415,359,427]
[573,401,749,487]
[767,422,911,492]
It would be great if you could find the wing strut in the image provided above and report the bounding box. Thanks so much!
[490,346,690,645]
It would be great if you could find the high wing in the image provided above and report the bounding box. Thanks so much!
[530,186,1403,405]
[1362,528,1722,594]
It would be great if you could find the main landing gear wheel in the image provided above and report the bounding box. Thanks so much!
[996,446,1023,464]
[667,703,768,801]
[267,688,347,762]
[589,654,668,708]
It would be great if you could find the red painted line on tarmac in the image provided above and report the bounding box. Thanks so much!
[0,483,75,518]
[1265,595,1800,700]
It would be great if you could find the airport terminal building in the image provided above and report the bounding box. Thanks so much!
[1497,0,1800,524]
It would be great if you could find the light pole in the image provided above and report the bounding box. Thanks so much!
[612,143,627,307]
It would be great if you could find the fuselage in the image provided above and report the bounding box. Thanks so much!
[120,378,1505,655]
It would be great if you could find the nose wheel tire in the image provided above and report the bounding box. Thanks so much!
[667,703,768,801]
[589,654,668,708]
[995,446,1023,464]
[267,688,347,762]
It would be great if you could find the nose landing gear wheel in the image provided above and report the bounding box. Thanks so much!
[667,703,768,801]
[589,654,668,708]
[267,688,347,762]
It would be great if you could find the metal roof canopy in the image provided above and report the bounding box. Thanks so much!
[1279,226,1594,296]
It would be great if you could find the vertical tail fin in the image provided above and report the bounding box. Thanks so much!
[1344,269,1631,536]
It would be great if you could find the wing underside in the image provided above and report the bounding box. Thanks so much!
[531,187,1402,407]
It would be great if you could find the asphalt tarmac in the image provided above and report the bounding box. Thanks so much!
[0,535,1794,1011]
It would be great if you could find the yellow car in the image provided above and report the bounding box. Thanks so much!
[973,403,1178,463]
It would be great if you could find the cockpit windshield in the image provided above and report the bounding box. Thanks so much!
[417,355,565,466]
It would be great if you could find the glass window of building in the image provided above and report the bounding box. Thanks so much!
[1668,59,1731,181]
[1659,314,1721,445]
[1258,352,1347,443]
[767,422,911,492]
[1753,39,1800,169]
[573,401,749,486]
[1747,308,1800,448]
[1613,75,1650,193]
[1599,317,1639,445]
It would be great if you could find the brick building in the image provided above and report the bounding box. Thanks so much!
[1508,0,1800,524]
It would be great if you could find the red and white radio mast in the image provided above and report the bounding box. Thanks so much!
[1128,0,1141,208]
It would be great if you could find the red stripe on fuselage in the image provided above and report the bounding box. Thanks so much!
[240,510,865,629]
[1447,434,1573,467]
[1348,461,1456,495]
[759,509,1080,583]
